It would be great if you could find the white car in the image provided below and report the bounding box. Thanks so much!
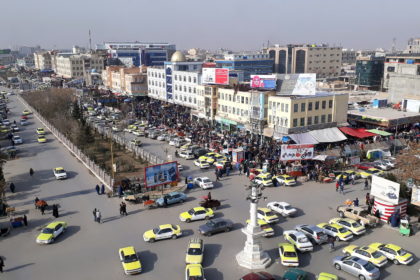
[112,126,121,132]
[2,119,10,126]
[179,151,195,160]
[193,177,214,189]
[267,202,297,217]
[53,167,68,180]
[169,138,178,146]
[157,134,167,141]
[177,163,183,171]
[283,230,314,252]
[10,124,19,131]
[132,130,145,136]
[194,160,210,169]
[373,160,391,171]
[12,135,23,144]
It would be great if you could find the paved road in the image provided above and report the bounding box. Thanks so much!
[1,89,419,280]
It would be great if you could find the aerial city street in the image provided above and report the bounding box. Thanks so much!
[1,1,420,280]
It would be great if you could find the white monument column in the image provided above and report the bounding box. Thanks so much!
[236,182,271,269]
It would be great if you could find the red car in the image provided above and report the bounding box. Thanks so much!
[240,272,275,280]
[353,162,375,170]
[20,115,28,120]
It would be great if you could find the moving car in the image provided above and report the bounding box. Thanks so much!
[2,119,10,126]
[53,167,67,180]
[36,128,45,135]
[12,135,23,144]
[143,224,182,242]
[132,130,145,136]
[129,139,142,147]
[336,170,360,181]
[267,201,297,217]
[274,175,296,186]
[193,148,209,159]
[246,219,274,237]
[199,153,217,164]
[10,124,19,131]
[179,150,195,159]
[359,168,384,179]
[185,238,204,264]
[118,246,142,275]
[316,272,338,280]
[283,230,313,252]
[333,256,380,280]
[193,177,214,189]
[283,268,308,280]
[155,192,187,207]
[194,159,210,169]
[254,173,273,187]
[20,119,28,126]
[214,160,232,169]
[22,109,31,115]
[36,221,67,244]
[278,243,299,267]
[294,224,328,245]
[185,264,205,280]
[257,208,279,224]
[317,223,353,241]
[329,218,366,235]
[179,207,214,223]
[198,218,233,236]
[368,243,413,265]
[38,135,47,143]
[157,134,167,141]
[342,245,388,267]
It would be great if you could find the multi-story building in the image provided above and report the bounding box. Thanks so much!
[266,44,342,78]
[102,66,147,96]
[383,53,420,102]
[403,38,420,54]
[195,85,218,121]
[34,51,56,70]
[147,51,202,107]
[355,56,385,90]
[99,42,176,67]
[267,92,348,135]
[0,49,14,66]
[55,53,104,79]
[215,53,273,80]
[16,56,35,68]
[342,49,357,64]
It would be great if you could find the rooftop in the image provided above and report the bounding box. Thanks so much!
[348,107,420,120]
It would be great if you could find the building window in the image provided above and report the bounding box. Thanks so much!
[327,114,332,122]
[294,104,299,113]
[321,115,326,123]
[241,96,244,103]
[387,66,395,72]
[284,118,288,127]
[301,103,306,112]
[314,116,319,124]
[308,102,312,111]
[315,101,319,110]
[322,100,326,109]
[307,116,312,125]
[285,104,289,112]
[245,97,249,104]
[193,77,197,83]
[188,76,191,83]
[329,100,333,108]
[300,117,305,126]
[293,118,298,127]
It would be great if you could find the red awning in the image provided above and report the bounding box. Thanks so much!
[339,127,377,139]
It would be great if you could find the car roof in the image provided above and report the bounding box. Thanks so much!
[346,256,368,265]
[192,207,206,211]
[258,207,272,212]
[279,242,295,251]
[187,264,203,276]
[159,224,174,229]
[284,230,304,236]
[55,167,64,170]
[120,246,136,255]
[46,221,65,228]
[212,218,231,223]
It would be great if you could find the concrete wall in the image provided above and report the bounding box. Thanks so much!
[388,73,420,103]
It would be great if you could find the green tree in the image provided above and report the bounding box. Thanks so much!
[71,100,82,120]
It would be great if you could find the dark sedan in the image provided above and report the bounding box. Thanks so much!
[240,272,274,280]
[198,218,233,236]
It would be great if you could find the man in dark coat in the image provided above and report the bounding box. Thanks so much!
[95,184,100,195]
[0,256,4,273]
[9,182,15,193]
[101,184,105,195]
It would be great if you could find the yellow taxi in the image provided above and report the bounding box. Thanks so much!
[185,264,205,280]
[369,243,413,265]
[254,173,274,187]
[0,126,9,133]
[329,218,366,235]
[180,143,192,151]
[246,219,274,237]
[359,168,384,178]
[336,170,360,180]
[143,224,182,243]
[317,272,338,280]
[185,238,204,264]
[274,174,296,186]
[22,109,31,115]
[317,223,353,241]
[38,135,47,143]
[118,246,142,275]
[179,207,214,223]
[36,128,45,135]
[213,154,227,163]
[342,245,388,267]
[257,207,279,224]
[36,221,67,244]
[278,243,299,267]
[199,152,217,163]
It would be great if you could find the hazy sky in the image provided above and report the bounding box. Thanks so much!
[1,0,419,51]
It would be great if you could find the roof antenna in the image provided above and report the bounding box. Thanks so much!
[89,29,92,50]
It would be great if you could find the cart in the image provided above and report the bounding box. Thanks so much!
[199,198,221,210]
[400,218,411,236]
[143,200,158,209]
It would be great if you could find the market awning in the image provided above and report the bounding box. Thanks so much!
[312,155,336,161]
[308,127,347,143]
[339,127,376,138]
[366,129,392,136]
[288,132,319,145]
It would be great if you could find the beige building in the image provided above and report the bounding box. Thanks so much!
[34,51,55,70]
[55,53,104,79]
[102,66,148,96]
[194,85,218,121]
[267,92,348,134]
[266,44,342,78]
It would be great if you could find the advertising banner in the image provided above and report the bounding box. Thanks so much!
[371,175,400,204]
[250,75,277,89]
[411,185,420,207]
[292,73,316,95]
[280,144,314,161]
[202,68,229,85]
[144,161,178,188]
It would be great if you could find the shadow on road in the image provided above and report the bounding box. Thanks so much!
[102,215,122,223]
[5,262,35,272]
[217,203,231,210]
[55,225,81,243]
[204,267,224,280]
[58,210,79,217]
[12,189,97,208]
[181,229,194,238]
[138,250,158,273]
[203,243,222,267]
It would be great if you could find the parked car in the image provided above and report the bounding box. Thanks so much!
[267,201,297,217]
[10,124,19,131]
[257,208,279,224]
[368,243,413,265]
[274,175,296,186]
[278,243,299,267]
[155,192,187,207]
[332,256,380,280]
[240,272,274,280]
[193,148,209,159]
[329,218,366,236]
[373,160,391,171]
[246,219,274,237]
[283,268,309,280]
[354,162,376,170]
[342,245,388,267]
[185,264,205,280]
[194,159,210,169]
[294,224,328,245]
[317,223,353,241]
[198,218,233,236]
[336,205,379,227]
[316,272,338,280]
[359,168,384,178]
[185,238,204,264]
[12,135,23,144]
[143,224,182,242]
[283,230,313,252]
[179,150,195,159]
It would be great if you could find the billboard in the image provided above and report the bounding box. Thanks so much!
[292,73,316,95]
[280,144,314,161]
[371,175,400,204]
[250,75,277,89]
[144,161,178,188]
[202,68,229,85]
[411,185,420,207]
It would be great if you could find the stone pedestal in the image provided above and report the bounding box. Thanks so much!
[236,224,271,269]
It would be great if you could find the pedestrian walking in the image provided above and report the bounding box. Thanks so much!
[185,176,188,184]
[118,185,123,198]
[101,184,105,195]
[353,197,359,207]
[23,214,28,226]
[93,208,97,222]
[335,181,339,192]
[95,184,100,195]
[365,193,370,205]
[52,204,59,218]
[34,197,40,209]
[328,236,335,252]
[163,196,168,208]
[239,164,243,175]
[226,168,230,176]
[9,182,15,193]
[29,168,34,176]
[40,204,45,215]
[207,192,212,200]
[339,182,344,194]
[119,202,124,215]
[216,171,220,181]
[367,203,372,214]
[96,209,101,223]
[0,256,4,273]
[121,202,127,216]
[351,174,355,185]
[364,179,369,190]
